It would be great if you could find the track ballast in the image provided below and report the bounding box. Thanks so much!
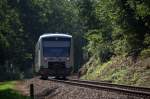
[48,78,150,98]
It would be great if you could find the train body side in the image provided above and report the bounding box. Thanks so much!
[34,33,73,78]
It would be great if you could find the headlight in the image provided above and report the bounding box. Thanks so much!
[44,57,48,61]
[66,57,70,61]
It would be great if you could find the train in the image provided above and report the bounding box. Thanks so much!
[34,33,74,79]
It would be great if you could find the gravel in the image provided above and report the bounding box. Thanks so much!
[17,77,147,99]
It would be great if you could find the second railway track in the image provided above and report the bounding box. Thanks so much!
[48,78,150,98]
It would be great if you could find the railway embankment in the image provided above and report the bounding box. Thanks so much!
[80,55,150,87]
[14,77,150,99]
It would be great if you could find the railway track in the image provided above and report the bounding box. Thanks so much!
[70,79,150,92]
[49,78,150,98]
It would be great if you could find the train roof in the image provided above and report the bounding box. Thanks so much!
[40,33,72,39]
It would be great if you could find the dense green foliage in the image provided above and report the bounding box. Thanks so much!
[0,0,150,81]
[81,0,150,62]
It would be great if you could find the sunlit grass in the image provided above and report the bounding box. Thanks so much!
[0,81,16,90]
[0,81,29,99]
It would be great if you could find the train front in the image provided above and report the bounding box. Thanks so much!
[40,34,73,78]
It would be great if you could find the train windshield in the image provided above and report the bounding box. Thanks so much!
[42,37,71,57]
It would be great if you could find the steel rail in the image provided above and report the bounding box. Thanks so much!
[49,78,150,98]
[70,79,150,92]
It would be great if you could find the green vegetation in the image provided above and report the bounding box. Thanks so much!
[0,0,150,87]
[140,49,150,58]
[78,0,150,87]
[0,81,29,99]
[0,81,16,90]
[81,56,150,87]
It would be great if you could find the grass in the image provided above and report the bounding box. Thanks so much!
[0,81,16,90]
[0,81,29,99]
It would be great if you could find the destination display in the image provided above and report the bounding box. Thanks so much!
[43,41,70,47]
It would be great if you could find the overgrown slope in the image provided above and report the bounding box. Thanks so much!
[80,54,150,87]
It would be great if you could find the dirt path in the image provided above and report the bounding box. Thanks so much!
[13,80,30,96]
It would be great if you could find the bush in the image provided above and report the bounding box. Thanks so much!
[140,49,150,58]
